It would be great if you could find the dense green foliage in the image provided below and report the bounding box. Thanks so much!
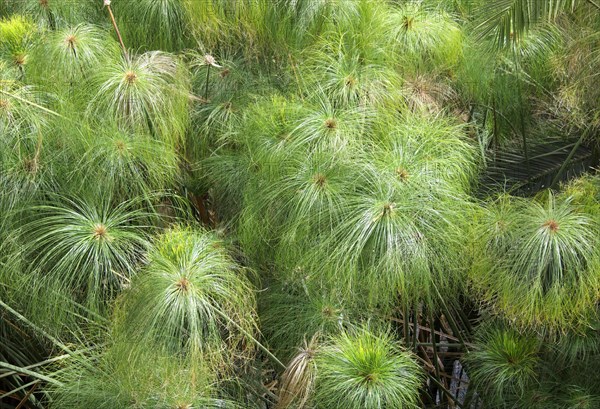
[314,328,422,409]
[1,1,600,408]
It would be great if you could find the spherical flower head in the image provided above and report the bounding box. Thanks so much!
[203,54,221,68]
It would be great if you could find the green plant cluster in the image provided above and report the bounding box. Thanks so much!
[1,1,600,408]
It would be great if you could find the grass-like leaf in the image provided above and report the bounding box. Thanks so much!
[50,341,238,409]
[474,0,577,47]
[114,0,193,52]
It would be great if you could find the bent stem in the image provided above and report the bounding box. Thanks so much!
[0,90,61,118]
[213,308,286,370]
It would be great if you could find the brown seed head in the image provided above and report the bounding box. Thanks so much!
[124,71,137,84]
[39,0,49,7]
[542,219,559,233]
[496,219,507,231]
[402,16,415,31]
[382,202,394,215]
[395,167,409,181]
[0,99,10,110]
[14,54,26,66]
[313,173,327,188]
[65,35,77,48]
[322,305,334,318]
[92,223,108,240]
[324,118,337,130]
[175,277,191,293]
[364,373,377,383]
[115,139,126,152]
[23,157,39,174]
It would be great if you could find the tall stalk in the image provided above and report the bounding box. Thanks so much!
[550,126,591,188]
[103,0,128,61]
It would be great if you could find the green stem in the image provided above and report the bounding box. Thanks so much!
[0,354,70,380]
[412,307,419,352]
[0,362,63,387]
[402,303,410,343]
[0,299,73,355]
[471,103,530,149]
[511,47,530,175]
[493,98,499,159]
[45,8,56,31]
[427,374,462,407]
[204,65,211,100]
[0,90,61,117]
[517,73,530,175]
[433,287,470,349]
[428,309,442,382]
